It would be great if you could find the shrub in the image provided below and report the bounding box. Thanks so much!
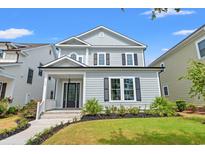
[110,105,117,114]
[21,100,37,120]
[176,100,186,112]
[186,103,197,112]
[83,98,103,115]
[128,107,140,114]
[117,105,127,116]
[150,97,177,117]
[7,106,18,115]
[0,98,9,117]
[105,106,111,115]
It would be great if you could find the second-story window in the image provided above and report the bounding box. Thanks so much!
[98,53,105,65]
[78,56,83,63]
[70,53,77,60]
[126,54,133,65]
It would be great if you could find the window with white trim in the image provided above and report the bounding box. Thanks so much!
[0,50,4,58]
[124,78,134,100]
[197,39,205,58]
[126,53,134,66]
[78,56,83,63]
[110,77,136,101]
[70,53,77,60]
[111,78,121,100]
[163,85,169,96]
[98,53,106,65]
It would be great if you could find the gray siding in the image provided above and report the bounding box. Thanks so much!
[85,70,160,108]
[88,48,144,66]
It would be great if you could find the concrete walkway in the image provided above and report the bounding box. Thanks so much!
[0,118,72,145]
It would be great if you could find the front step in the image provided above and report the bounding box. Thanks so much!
[40,110,82,120]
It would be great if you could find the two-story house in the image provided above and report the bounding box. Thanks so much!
[150,24,205,104]
[0,42,56,106]
[38,26,162,115]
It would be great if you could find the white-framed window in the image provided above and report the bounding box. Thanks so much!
[124,78,134,100]
[70,53,77,60]
[163,85,169,96]
[109,77,136,102]
[0,50,4,59]
[110,78,121,100]
[98,53,106,66]
[125,53,134,66]
[196,37,205,59]
[78,56,83,63]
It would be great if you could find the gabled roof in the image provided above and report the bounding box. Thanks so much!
[76,26,146,47]
[55,26,146,48]
[56,37,91,46]
[149,24,205,66]
[42,55,87,68]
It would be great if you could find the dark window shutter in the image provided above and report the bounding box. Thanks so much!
[135,77,141,101]
[27,68,34,84]
[106,53,110,65]
[94,53,97,65]
[134,54,138,66]
[1,83,7,99]
[122,54,126,65]
[104,78,109,101]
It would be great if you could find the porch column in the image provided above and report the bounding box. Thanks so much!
[85,48,89,65]
[42,73,48,111]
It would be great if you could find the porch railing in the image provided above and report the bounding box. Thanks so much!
[36,101,45,120]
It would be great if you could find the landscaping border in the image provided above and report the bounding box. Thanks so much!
[0,118,30,141]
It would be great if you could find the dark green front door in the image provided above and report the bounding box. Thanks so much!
[63,83,80,108]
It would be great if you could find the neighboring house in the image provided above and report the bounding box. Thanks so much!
[150,24,205,104]
[0,42,56,106]
[38,26,162,115]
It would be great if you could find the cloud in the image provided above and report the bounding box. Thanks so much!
[172,29,196,36]
[141,9,195,18]
[0,28,33,39]
[161,48,169,52]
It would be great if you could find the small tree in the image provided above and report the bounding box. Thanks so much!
[180,60,205,100]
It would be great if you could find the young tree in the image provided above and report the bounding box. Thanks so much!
[180,60,205,100]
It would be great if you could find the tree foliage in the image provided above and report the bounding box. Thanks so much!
[180,61,205,100]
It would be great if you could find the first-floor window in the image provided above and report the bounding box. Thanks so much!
[124,78,134,100]
[163,86,169,96]
[111,78,121,100]
[27,68,33,84]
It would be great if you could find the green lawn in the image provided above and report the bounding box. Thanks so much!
[0,115,20,133]
[43,117,205,145]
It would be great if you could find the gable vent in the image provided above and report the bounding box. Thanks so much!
[98,32,104,37]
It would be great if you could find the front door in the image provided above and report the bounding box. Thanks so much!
[63,83,80,108]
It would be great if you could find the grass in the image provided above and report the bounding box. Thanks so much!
[43,117,205,145]
[0,115,20,133]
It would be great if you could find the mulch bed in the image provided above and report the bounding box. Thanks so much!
[81,113,164,121]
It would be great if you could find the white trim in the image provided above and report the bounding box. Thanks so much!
[83,72,86,106]
[43,55,87,67]
[61,79,82,108]
[156,72,161,97]
[85,48,89,65]
[69,52,84,63]
[97,52,106,66]
[162,85,169,96]
[77,26,146,47]
[195,36,205,60]
[109,77,137,103]
[56,37,91,46]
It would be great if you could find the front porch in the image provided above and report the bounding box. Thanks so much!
[36,71,86,119]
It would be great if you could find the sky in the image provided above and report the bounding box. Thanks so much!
[0,8,205,65]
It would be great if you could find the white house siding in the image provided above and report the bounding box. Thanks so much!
[85,70,160,108]
[2,45,56,106]
[0,52,17,63]
[88,48,144,66]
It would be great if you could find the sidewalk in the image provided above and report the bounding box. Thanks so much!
[0,119,71,145]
